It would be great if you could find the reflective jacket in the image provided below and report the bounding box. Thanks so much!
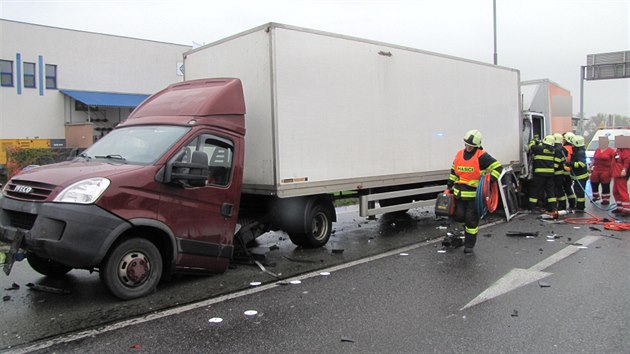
[570,147,588,180]
[529,142,556,177]
[447,148,502,200]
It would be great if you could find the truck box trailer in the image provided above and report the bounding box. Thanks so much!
[521,79,573,136]
[183,23,523,210]
[0,24,528,299]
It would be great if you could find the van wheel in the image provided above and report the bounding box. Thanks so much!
[26,252,72,277]
[288,204,333,248]
[100,238,162,300]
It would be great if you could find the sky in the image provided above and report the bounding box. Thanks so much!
[1,0,629,118]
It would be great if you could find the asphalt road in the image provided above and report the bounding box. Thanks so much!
[4,200,630,353]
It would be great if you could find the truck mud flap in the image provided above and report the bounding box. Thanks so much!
[3,229,25,276]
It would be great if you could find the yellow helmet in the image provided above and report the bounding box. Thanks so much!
[563,132,575,144]
[463,129,482,147]
[543,135,556,146]
[573,135,585,147]
[553,133,563,144]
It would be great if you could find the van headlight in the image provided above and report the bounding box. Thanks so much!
[54,178,110,204]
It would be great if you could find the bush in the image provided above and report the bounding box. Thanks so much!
[6,147,60,179]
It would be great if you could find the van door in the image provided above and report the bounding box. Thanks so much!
[158,132,242,272]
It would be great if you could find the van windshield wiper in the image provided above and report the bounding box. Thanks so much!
[95,154,126,161]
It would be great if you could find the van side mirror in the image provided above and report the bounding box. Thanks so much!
[165,150,210,187]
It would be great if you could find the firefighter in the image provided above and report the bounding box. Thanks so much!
[562,132,577,209]
[528,135,557,212]
[588,136,614,205]
[445,129,502,254]
[570,135,589,212]
[553,133,569,209]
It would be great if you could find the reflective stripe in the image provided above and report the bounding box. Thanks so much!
[534,155,555,161]
[534,168,554,173]
[529,197,538,203]
[572,173,589,180]
[465,226,478,235]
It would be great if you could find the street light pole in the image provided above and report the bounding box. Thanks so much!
[493,0,498,65]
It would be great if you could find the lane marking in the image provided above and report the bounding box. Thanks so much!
[460,235,599,311]
[9,219,503,353]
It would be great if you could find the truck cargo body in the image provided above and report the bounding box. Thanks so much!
[521,79,573,136]
[184,23,523,203]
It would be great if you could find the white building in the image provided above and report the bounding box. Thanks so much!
[0,19,190,148]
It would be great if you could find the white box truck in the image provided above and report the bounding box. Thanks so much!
[184,22,524,214]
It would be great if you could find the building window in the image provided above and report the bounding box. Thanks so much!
[45,64,57,89]
[0,60,13,87]
[23,62,36,88]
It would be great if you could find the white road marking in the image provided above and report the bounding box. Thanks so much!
[460,235,600,311]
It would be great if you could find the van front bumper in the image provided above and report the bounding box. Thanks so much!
[0,195,130,268]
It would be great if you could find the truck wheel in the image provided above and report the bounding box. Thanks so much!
[100,238,162,300]
[26,252,72,277]
[289,204,333,248]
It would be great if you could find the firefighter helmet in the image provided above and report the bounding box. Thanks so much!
[573,135,585,147]
[553,133,563,144]
[543,135,555,146]
[463,129,482,147]
[563,132,575,144]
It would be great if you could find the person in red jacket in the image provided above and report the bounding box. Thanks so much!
[588,136,614,205]
[611,135,630,214]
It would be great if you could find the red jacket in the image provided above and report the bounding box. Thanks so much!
[611,148,630,177]
[592,147,614,171]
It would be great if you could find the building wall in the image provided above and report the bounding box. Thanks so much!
[0,20,191,140]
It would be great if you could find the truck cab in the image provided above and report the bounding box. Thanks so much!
[0,78,246,299]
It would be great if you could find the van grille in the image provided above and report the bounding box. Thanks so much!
[6,210,37,230]
[4,180,57,201]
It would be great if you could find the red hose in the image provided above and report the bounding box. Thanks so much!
[565,211,630,231]
[482,174,499,213]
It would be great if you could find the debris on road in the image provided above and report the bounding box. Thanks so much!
[538,281,551,288]
[254,260,279,278]
[3,295,10,301]
[506,231,539,237]
[5,282,19,291]
[341,337,355,343]
[208,317,223,323]
[26,283,71,295]
[249,281,262,287]
[511,310,519,317]
[244,310,258,316]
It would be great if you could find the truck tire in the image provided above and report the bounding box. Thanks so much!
[26,252,72,277]
[288,204,333,248]
[100,238,162,300]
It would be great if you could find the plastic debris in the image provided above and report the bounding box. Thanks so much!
[506,231,539,237]
[289,280,302,285]
[208,317,223,323]
[320,272,331,276]
[538,281,551,288]
[341,337,355,343]
[253,260,279,278]
[26,283,71,295]
[399,253,409,256]
[546,239,555,242]
[4,283,19,291]
[249,281,262,287]
[437,250,447,253]
[244,310,258,316]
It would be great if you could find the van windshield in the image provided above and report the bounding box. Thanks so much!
[82,125,190,165]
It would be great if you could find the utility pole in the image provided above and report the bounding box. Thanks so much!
[493,0,498,65]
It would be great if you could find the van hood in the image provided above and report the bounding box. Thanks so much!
[10,160,145,188]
